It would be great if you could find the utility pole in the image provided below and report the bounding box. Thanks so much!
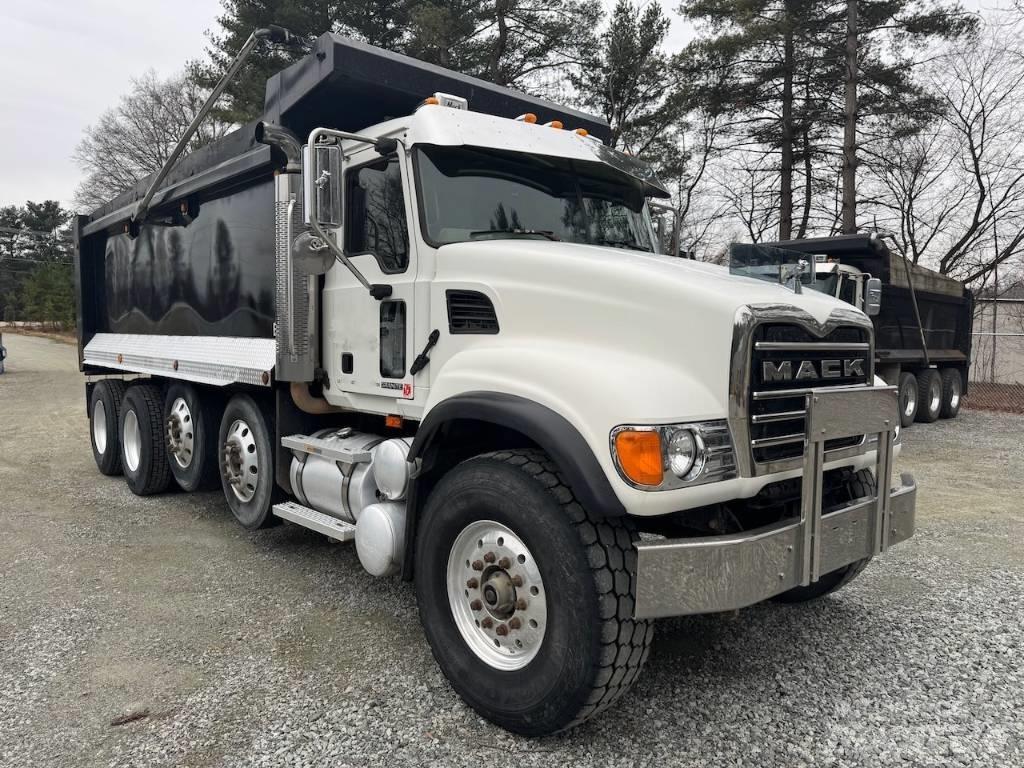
[841,0,858,234]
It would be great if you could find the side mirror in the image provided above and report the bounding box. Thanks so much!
[864,276,882,316]
[303,142,343,228]
[647,200,680,257]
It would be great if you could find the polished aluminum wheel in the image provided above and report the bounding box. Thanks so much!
[223,419,258,502]
[446,520,547,671]
[901,385,917,419]
[166,397,195,469]
[929,384,941,414]
[122,409,141,473]
[93,399,107,455]
[949,380,961,409]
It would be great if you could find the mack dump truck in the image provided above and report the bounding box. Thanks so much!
[743,235,973,428]
[74,28,918,735]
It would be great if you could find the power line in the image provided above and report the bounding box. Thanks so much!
[0,226,72,241]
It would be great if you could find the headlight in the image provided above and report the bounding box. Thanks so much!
[666,428,700,478]
[610,420,735,490]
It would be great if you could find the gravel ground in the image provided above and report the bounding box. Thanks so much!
[1,332,1021,767]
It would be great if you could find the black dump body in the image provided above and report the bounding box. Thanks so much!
[762,235,973,388]
[74,34,610,354]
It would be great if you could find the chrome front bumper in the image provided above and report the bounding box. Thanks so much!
[634,385,917,619]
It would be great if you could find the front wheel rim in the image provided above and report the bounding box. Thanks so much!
[93,399,107,455]
[446,520,548,671]
[123,409,141,472]
[223,419,258,502]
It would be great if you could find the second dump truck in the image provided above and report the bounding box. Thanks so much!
[74,29,917,734]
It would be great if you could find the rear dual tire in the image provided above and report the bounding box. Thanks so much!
[940,369,962,418]
[89,379,129,476]
[164,382,222,492]
[119,383,173,496]
[915,369,942,423]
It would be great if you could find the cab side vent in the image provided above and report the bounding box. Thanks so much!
[447,290,499,334]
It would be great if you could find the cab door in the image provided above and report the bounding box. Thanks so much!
[321,144,423,415]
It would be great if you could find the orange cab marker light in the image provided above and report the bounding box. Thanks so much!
[385,414,403,429]
[575,128,589,137]
[423,96,440,106]
[546,120,564,130]
[614,430,663,486]
[516,113,538,124]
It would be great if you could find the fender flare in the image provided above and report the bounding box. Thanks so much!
[402,391,626,577]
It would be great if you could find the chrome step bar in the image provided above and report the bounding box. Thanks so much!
[273,501,356,542]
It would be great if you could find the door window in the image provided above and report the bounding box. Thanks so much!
[345,156,409,273]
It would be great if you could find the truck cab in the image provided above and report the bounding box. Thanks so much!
[75,32,918,735]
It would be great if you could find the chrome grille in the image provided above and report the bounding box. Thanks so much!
[749,324,871,464]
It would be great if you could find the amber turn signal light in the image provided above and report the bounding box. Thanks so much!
[613,430,663,486]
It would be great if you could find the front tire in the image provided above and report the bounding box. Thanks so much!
[217,393,280,529]
[897,371,918,428]
[119,383,173,496]
[773,469,875,603]
[415,450,652,735]
[89,379,128,476]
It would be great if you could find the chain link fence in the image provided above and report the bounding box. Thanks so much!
[968,295,1024,413]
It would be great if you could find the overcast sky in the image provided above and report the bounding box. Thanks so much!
[0,0,701,212]
[0,1,222,209]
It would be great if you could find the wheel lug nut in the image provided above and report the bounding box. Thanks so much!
[495,624,509,636]
[470,599,482,611]
[511,575,523,587]
[516,598,528,610]
[481,617,493,629]
[471,560,484,571]
[466,578,479,589]
[497,556,511,569]
[483,552,496,564]
[509,617,521,630]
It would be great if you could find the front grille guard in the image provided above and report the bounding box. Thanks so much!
[728,304,876,477]
[633,384,916,619]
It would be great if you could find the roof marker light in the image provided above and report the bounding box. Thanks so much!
[516,113,538,124]
[545,120,564,130]
[432,92,468,109]
[575,128,588,137]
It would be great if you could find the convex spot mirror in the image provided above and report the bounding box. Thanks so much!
[303,142,343,229]
[864,276,883,316]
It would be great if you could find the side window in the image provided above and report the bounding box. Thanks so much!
[839,276,857,305]
[344,156,409,272]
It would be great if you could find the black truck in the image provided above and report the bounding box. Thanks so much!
[756,234,973,427]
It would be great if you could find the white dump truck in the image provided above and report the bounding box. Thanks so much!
[74,28,917,734]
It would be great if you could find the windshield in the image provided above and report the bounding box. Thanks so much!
[813,273,839,296]
[415,145,656,252]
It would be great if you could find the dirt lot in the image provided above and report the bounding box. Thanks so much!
[1,332,1021,767]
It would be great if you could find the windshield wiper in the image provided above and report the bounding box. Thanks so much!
[593,237,651,252]
[470,229,560,241]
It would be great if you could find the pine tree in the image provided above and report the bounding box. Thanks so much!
[681,0,976,239]
[200,0,602,123]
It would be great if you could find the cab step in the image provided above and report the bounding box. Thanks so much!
[272,501,356,542]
